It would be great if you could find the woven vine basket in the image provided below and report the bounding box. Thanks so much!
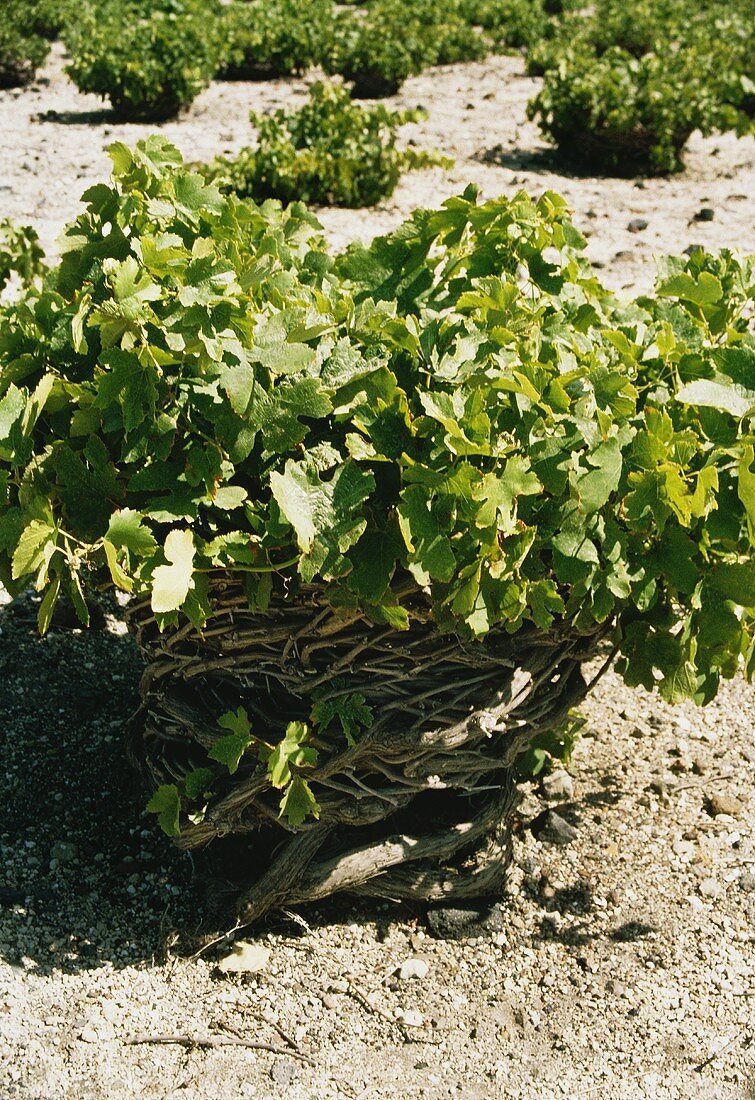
[126,576,609,926]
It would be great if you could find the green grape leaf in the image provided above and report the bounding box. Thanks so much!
[266,721,318,788]
[184,767,216,803]
[211,707,254,774]
[397,485,456,584]
[150,529,195,613]
[106,508,156,553]
[270,459,374,582]
[146,784,181,836]
[676,379,755,418]
[311,691,374,746]
[278,776,320,827]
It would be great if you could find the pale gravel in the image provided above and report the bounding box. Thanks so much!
[0,42,754,1100]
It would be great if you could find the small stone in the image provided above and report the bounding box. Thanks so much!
[270,1059,298,1088]
[321,993,338,1010]
[706,792,743,818]
[541,769,574,801]
[401,1009,424,1028]
[627,218,648,233]
[79,1027,100,1044]
[738,872,755,893]
[692,207,715,222]
[50,842,78,863]
[398,958,429,981]
[673,839,695,860]
[432,1016,454,1030]
[530,810,578,845]
[698,878,721,899]
[425,904,503,940]
[217,941,270,974]
[329,978,349,993]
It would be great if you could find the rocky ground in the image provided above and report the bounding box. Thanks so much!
[0,41,754,1100]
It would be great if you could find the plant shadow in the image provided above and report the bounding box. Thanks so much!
[35,107,151,126]
[0,596,427,973]
[477,143,651,181]
[0,596,200,976]
[475,143,565,175]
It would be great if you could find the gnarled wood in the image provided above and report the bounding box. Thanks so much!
[126,577,610,923]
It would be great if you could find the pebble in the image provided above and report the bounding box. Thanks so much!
[425,905,503,940]
[321,993,338,1010]
[739,872,755,894]
[270,1059,298,1087]
[698,879,721,899]
[530,810,578,845]
[627,218,648,233]
[692,207,715,222]
[398,958,429,981]
[541,770,574,801]
[400,1009,424,1027]
[706,792,744,818]
[79,1027,100,1044]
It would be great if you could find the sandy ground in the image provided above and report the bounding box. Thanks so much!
[0,43,754,1100]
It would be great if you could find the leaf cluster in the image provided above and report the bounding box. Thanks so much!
[325,0,487,98]
[218,0,334,81]
[0,1,50,89]
[0,138,754,714]
[204,81,450,208]
[64,0,224,120]
[527,45,746,175]
[0,221,46,297]
[524,0,755,151]
[148,706,323,833]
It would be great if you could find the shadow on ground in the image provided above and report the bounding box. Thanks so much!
[0,597,200,975]
[35,108,140,126]
[0,597,424,974]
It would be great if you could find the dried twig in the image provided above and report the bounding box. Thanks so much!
[233,1011,302,1055]
[345,983,396,1025]
[672,772,734,794]
[183,921,243,963]
[693,1029,752,1073]
[124,1033,314,1064]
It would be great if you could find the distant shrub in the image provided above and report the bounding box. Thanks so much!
[0,3,49,88]
[528,46,743,175]
[205,80,449,206]
[65,0,223,121]
[326,0,486,98]
[460,0,546,50]
[27,0,79,40]
[219,0,334,81]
